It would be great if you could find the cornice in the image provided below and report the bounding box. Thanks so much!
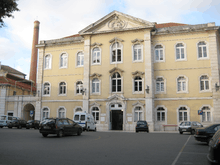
[109,37,124,43]
[131,38,144,43]
[91,42,102,47]
[109,67,124,74]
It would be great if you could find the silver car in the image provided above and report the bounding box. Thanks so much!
[179,121,203,134]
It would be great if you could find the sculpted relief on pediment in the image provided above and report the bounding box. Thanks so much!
[108,16,127,30]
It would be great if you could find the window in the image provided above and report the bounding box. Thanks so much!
[198,42,207,58]
[43,82,50,95]
[43,108,49,119]
[92,107,99,122]
[200,75,209,91]
[75,107,82,112]
[76,81,83,94]
[155,45,163,62]
[111,42,122,63]
[92,78,100,93]
[60,53,67,68]
[59,82,66,95]
[202,106,211,122]
[157,107,165,121]
[134,76,142,92]
[134,106,143,122]
[156,77,164,92]
[177,76,186,92]
[179,107,187,122]
[58,107,65,118]
[176,43,185,60]
[92,48,101,64]
[77,52,84,66]
[112,72,121,92]
[133,44,142,61]
[44,55,51,69]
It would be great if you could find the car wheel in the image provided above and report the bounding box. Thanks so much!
[0,126,3,128]
[42,134,48,137]
[179,131,183,134]
[94,128,96,132]
[87,127,90,132]
[147,130,149,133]
[19,125,22,129]
[26,127,29,129]
[136,131,138,133]
[57,130,63,137]
[77,129,82,136]
[191,130,195,135]
[8,127,12,129]
[34,127,38,129]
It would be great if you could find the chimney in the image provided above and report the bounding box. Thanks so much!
[29,20,40,85]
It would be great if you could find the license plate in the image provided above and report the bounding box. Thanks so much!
[182,129,186,131]
[44,126,50,129]
[140,125,145,127]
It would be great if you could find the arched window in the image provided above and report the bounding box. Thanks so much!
[202,106,211,122]
[177,76,186,92]
[76,81,83,94]
[198,41,207,58]
[176,43,185,60]
[92,78,100,93]
[43,107,49,119]
[111,42,122,63]
[58,107,65,118]
[133,44,142,61]
[156,77,164,92]
[179,107,187,122]
[60,53,67,68]
[112,72,121,92]
[134,106,143,122]
[92,107,99,121]
[157,107,165,121]
[77,52,84,66]
[155,45,163,62]
[43,82,50,95]
[44,55,51,69]
[134,76,142,92]
[200,75,209,91]
[75,107,82,112]
[92,48,101,64]
[59,82,66,95]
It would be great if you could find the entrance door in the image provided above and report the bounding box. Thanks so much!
[111,110,123,130]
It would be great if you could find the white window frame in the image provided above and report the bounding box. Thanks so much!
[91,106,100,123]
[132,43,143,63]
[110,42,123,64]
[90,78,101,95]
[132,76,144,94]
[44,54,52,69]
[57,106,66,118]
[58,81,67,96]
[155,105,167,123]
[177,105,190,124]
[154,44,165,63]
[59,52,68,69]
[42,107,50,120]
[133,106,144,122]
[75,81,83,95]
[155,76,166,94]
[91,47,101,65]
[200,105,212,122]
[43,82,51,97]
[110,72,123,93]
[199,74,211,93]
[76,51,84,67]
[176,75,188,93]
[175,42,187,61]
[197,41,209,60]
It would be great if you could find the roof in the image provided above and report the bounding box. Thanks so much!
[1,65,26,76]
[155,23,187,28]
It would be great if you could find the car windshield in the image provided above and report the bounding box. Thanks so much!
[137,121,146,125]
[41,119,55,125]
[180,122,191,126]
[0,116,6,120]
[27,120,33,123]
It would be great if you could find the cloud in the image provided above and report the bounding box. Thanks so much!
[0,37,16,60]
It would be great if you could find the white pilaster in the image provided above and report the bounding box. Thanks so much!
[0,86,7,116]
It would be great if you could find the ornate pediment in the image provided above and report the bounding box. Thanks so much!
[132,101,145,107]
[132,71,145,78]
[109,67,124,75]
[90,73,102,78]
[90,102,101,107]
[78,11,155,35]
[107,94,126,102]
[131,38,144,44]
[91,42,102,47]
[109,37,124,43]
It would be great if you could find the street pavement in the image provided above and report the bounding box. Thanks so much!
[0,128,209,165]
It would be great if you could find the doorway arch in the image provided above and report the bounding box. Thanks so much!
[23,103,35,121]
[109,103,123,130]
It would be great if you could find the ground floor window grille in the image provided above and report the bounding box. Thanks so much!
[157,107,165,121]
[134,106,143,122]
[92,107,99,121]
[179,107,187,122]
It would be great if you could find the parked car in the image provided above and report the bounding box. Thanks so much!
[179,121,203,134]
[8,119,27,129]
[207,129,220,165]
[136,120,149,133]
[0,116,20,128]
[26,120,40,129]
[194,124,220,145]
[73,112,96,131]
[39,118,83,137]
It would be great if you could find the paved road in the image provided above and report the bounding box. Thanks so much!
[0,128,209,165]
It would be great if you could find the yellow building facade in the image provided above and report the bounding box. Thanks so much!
[35,11,220,131]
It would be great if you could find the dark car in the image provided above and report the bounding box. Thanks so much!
[26,120,40,129]
[207,129,220,165]
[39,118,83,137]
[179,121,203,134]
[8,119,27,129]
[194,124,220,145]
[136,120,149,133]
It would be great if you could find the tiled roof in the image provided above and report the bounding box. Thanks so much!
[1,65,26,76]
[0,76,36,91]
[155,23,187,29]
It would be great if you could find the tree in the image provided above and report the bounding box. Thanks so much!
[0,0,19,27]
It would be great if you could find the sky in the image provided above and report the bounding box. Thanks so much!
[1,0,220,79]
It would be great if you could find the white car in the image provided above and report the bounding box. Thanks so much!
[73,112,96,131]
